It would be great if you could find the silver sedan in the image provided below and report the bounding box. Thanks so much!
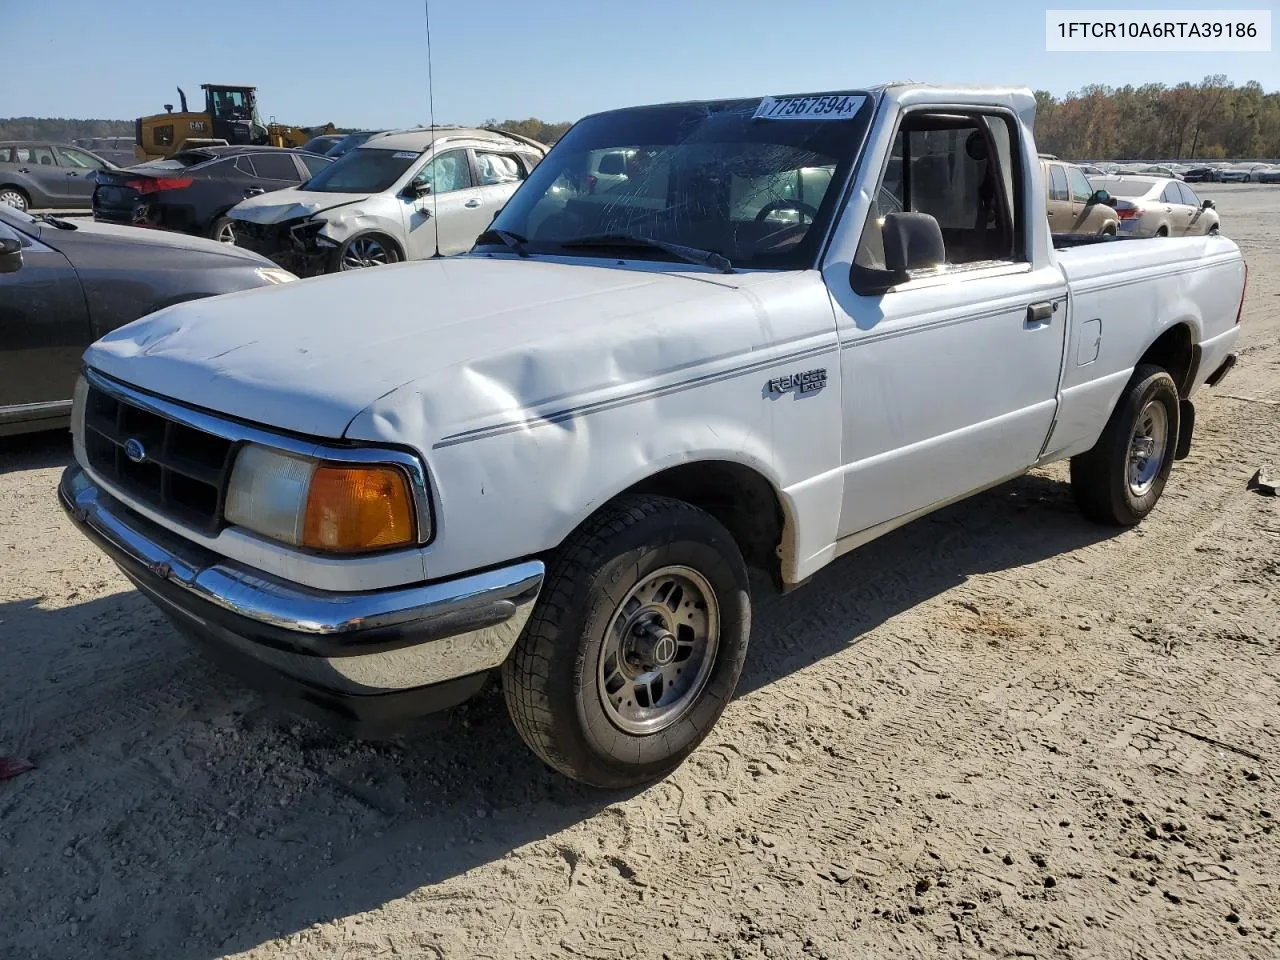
[1088,176,1221,238]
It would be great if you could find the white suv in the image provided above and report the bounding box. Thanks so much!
[228,127,546,274]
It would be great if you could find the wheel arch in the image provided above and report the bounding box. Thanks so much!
[552,457,796,592]
[1138,322,1199,396]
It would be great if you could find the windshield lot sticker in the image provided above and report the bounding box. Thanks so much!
[754,95,865,121]
[392,152,419,159]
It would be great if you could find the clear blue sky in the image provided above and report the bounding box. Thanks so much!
[2,0,1276,126]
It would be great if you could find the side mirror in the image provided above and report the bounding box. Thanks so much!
[1202,199,1215,210]
[1089,189,1114,207]
[849,212,945,295]
[0,236,22,274]
[882,212,945,274]
[411,180,431,197]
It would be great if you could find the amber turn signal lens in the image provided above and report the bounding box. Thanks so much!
[302,465,415,552]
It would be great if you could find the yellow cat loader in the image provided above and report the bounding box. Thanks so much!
[135,85,336,161]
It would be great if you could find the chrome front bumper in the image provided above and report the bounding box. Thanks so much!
[59,465,543,723]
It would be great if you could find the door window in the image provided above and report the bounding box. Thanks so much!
[412,150,472,193]
[16,146,57,166]
[1066,166,1093,203]
[474,151,525,186]
[245,153,302,181]
[1176,182,1200,206]
[56,147,107,170]
[299,154,331,178]
[1048,164,1069,202]
[854,111,1023,273]
[1160,183,1181,204]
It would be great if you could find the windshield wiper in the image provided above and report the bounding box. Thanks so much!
[36,213,78,230]
[475,228,530,258]
[557,234,734,273]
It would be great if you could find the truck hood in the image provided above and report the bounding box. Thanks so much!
[83,257,785,441]
[229,187,372,223]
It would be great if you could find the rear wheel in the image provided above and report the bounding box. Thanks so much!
[1070,363,1179,526]
[0,187,29,212]
[1155,226,1169,238]
[332,233,399,272]
[502,495,751,788]
[208,217,236,244]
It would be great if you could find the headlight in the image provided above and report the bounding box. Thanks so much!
[255,267,298,285]
[225,444,419,552]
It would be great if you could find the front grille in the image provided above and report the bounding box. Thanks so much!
[83,384,235,534]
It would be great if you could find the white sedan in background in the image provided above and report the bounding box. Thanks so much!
[228,127,546,275]
[1088,175,1221,238]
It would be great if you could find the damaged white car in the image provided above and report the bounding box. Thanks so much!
[228,127,546,274]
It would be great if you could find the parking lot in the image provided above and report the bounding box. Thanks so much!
[0,182,1277,959]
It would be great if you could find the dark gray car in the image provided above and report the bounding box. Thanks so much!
[0,141,116,211]
[0,204,296,435]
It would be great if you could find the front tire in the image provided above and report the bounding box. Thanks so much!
[503,495,751,788]
[1070,363,1179,526]
[331,233,399,272]
[0,187,30,212]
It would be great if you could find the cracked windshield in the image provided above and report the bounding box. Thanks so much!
[482,96,871,269]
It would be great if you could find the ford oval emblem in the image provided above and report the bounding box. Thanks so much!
[123,438,147,464]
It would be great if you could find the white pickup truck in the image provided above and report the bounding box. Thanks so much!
[61,84,1246,787]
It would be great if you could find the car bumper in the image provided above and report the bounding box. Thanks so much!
[233,219,332,277]
[59,465,544,734]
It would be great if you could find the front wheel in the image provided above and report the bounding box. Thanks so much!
[1070,363,1179,526]
[502,495,751,788]
[332,233,399,272]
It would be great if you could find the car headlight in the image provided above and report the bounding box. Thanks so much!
[225,444,420,552]
[255,267,298,285]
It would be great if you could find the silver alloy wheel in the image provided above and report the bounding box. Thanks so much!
[0,189,28,211]
[340,235,392,270]
[1128,399,1169,497]
[213,220,235,244]
[597,565,720,735]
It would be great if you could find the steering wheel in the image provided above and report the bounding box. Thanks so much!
[755,199,820,224]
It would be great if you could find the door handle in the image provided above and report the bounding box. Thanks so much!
[464,198,481,208]
[17,167,30,173]
[1026,301,1055,325]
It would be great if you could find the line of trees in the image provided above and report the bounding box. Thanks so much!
[1034,76,1280,161]
[482,117,573,145]
[0,117,134,142]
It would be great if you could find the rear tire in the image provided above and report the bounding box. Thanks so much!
[0,187,29,212]
[1070,363,1179,526]
[1156,226,1169,238]
[208,217,237,244]
[502,495,751,788]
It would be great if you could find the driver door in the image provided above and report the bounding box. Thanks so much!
[401,149,484,258]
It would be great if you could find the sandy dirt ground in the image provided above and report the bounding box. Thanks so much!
[2,184,1278,960]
